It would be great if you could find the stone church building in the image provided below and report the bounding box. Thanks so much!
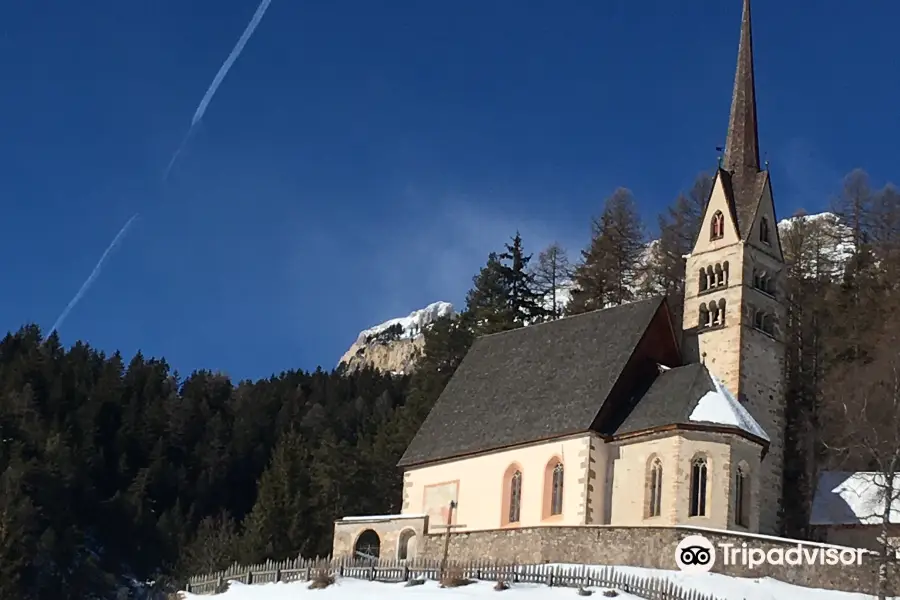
[333,0,790,562]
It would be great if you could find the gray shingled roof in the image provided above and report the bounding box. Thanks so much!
[397,297,666,467]
[611,364,714,435]
[612,363,768,442]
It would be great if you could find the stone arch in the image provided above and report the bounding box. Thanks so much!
[353,529,381,560]
[699,304,710,328]
[397,528,417,561]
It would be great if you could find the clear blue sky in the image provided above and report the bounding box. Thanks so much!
[1,0,897,381]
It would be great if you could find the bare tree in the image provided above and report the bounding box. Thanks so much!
[531,242,572,320]
[822,318,900,599]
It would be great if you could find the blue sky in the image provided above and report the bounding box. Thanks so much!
[1,1,897,381]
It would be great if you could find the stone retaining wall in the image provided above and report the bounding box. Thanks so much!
[419,525,896,596]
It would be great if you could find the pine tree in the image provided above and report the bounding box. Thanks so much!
[465,253,515,334]
[498,232,547,324]
[531,242,572,319]
[568,188,646,313]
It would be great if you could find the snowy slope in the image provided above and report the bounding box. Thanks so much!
[354,302,455,344]
[182,564,890,600]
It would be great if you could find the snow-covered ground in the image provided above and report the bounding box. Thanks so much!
[182,564,891,600]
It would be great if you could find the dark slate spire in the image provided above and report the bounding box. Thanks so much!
[723,0,761,174]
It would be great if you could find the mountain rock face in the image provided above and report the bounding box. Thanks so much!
[338,302,454,374]
[338,212,850,374]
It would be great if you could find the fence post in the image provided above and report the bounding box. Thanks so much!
[403,565,409,581]
[247,569,253,585]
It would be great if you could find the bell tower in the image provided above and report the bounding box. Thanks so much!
[681,0,786,535]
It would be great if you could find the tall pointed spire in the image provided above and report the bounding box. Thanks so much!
[723,0,760,174]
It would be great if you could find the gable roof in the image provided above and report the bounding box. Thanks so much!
[397,296,667,468]
[718,168,769,242]
[811,471,900,526]
[612,363,768,443]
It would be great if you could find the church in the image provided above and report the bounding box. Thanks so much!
[332,0,789,561]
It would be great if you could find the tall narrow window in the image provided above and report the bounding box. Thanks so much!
[718,299,726,326]
[699,305,710,328]
[550,463,564,516]
[735,466,750,527]
[709,301,721,326]
[759,217,770,244]
[689,456,708,517]
[710,211,725,240]
[699,268,708,292]
[714,264,724,287]
[509,471,522,523]
[648,458,662,518]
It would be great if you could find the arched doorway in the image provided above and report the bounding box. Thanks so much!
[397,529,416,561]
[354,529,380,560]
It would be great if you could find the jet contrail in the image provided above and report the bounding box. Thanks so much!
[46,214,139,338]
[191,0,273,128]
[163,0,273,181]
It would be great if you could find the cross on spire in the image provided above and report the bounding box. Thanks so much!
[723,0,761,174]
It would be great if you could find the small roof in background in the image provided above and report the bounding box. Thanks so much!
[810,471,900,526]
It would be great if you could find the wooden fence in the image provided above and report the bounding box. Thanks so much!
[184,558,723,599]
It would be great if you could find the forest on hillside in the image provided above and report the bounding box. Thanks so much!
[2,168,899,599]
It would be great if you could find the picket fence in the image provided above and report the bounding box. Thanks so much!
[184,557,724,599]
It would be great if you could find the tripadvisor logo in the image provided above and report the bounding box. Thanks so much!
[675,534,865,573]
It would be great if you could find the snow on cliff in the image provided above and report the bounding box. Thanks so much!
[338,302,455,374]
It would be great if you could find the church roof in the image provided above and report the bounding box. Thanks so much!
[811,471,900,526]
[716,0,771,242]
[397,296,667,467]
[612,363,768,442]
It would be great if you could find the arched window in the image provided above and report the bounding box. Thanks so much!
[759,217,770,244]
[722,261,730,286]
[508,470,522,523]
[647,457,662,518]
[709,301,720,326]
[717,298,726,325]
[762,314,775,336]
[689,456,708,517]
[754,309,764,330]
[550,463,564,516]
[710,211,725,240]
[699,305,710,328]
[734,466,750,527]
[714,264,723,287]
[699,268,708,292]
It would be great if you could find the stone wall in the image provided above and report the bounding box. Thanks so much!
[332,515,428,561]
[418,525,896,596]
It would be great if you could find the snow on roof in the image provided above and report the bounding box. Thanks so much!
[355,302,454,344]
[688,373,769,441]
[810,471,900,526]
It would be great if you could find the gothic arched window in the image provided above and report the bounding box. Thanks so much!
[689,456,708,517]
[550,463,564,516]
[647,457,663,518]
[710,211,725,240]
[508,470,522,523]
[735,465,750,527]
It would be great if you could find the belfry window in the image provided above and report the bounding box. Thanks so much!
[710,211,725,241]
[759,217,770,245]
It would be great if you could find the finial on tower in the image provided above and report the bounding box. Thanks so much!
[723,0,760,175]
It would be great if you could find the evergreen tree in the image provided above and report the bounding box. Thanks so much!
[498,232,547,324]
[465,253,515,334]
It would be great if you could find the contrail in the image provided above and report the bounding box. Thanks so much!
[46,214,139,339]
[163,0,273,181]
